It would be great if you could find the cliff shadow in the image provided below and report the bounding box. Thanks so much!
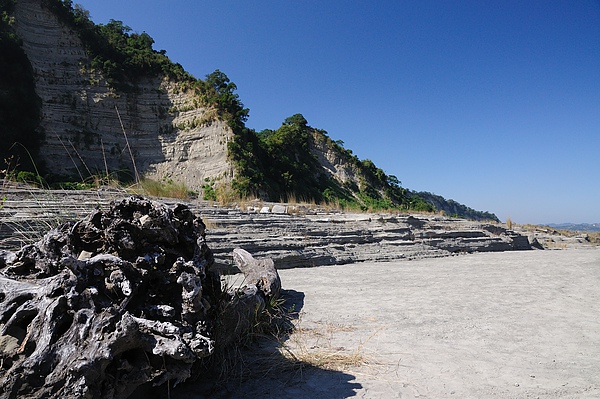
[139,288,363,398]
[48,76,220,185]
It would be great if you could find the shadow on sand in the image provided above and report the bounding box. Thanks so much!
[137,289,362,399]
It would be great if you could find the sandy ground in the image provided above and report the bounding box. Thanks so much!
[172,248,600,399]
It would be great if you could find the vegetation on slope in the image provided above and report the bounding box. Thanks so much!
[414,191,499,222]
[1,0,498,219]
[41,0,193,88]
[36,1,433,213]
[227,112,436,212]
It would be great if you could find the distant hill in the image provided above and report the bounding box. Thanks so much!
[0,0,498,221]
[413,192,499,222]
[545,223,600,233]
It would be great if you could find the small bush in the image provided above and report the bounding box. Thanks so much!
[202,179,217,201]
[16,170,44,187]
[55,181,94,190]
[137,178,191,199]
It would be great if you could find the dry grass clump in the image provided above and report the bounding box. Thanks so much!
[1,217,60,249]
[201,218,219,231]
[587,232,600,245]
[0,188,118,249]
[279,318,377,372]
[215,184,238,205]
[281,346,367,372]
[280,340,369,372]
[195,291,378,393]
[133,178,192,199]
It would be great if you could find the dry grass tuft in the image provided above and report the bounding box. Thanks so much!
[280,343,369,372]
[279,318,379,372]
[506,217,513,230]
[201,218,219,231]
[132,178,192,200]
[215,184,238,205]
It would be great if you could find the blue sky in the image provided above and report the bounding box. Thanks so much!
[74,1,600,224]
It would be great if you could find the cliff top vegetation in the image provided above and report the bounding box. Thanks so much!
[0,0,499,220]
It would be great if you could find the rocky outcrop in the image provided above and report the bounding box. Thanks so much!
[0,187,536,271]
[309,130,359,185]
[0,196,281,398]
[523,227,594,249]
[12,0,233,190]
[202,207,531,270]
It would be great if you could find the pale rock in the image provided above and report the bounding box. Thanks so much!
[13,0,234,192]
[271,204,287,214]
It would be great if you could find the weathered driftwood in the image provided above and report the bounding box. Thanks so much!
[213,248,282,349]
[233,248,281,299]
[0,196,281,399]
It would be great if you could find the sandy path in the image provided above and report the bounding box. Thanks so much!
[174,248,600,399]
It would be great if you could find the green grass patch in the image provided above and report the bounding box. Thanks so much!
[135,178,193,200]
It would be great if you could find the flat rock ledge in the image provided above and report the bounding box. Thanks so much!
[0,186,576,271]
[203,209,532,270]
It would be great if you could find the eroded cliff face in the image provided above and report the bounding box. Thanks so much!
[12,0,233,190]
[309,130,359,186]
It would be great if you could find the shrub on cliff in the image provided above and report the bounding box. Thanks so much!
[42,0,194,89]
[226,112,435,212]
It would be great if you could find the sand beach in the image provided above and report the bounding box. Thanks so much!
[173,248,600,399]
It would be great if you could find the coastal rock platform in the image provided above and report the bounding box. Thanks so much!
[1,186,543,271]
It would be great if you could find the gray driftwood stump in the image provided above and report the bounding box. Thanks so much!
[0,196,281,399]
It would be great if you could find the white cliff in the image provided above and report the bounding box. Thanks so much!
[12,0,233,191]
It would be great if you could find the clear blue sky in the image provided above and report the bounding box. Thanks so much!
[74,1,600,224]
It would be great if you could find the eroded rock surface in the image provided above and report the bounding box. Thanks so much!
[12,0,234,190]
[202,208,534,270]
[0,196,280,399]
[0,187,552,271]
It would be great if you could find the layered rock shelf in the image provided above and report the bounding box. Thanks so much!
[200,207,531,270]
[0,186,548,271]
